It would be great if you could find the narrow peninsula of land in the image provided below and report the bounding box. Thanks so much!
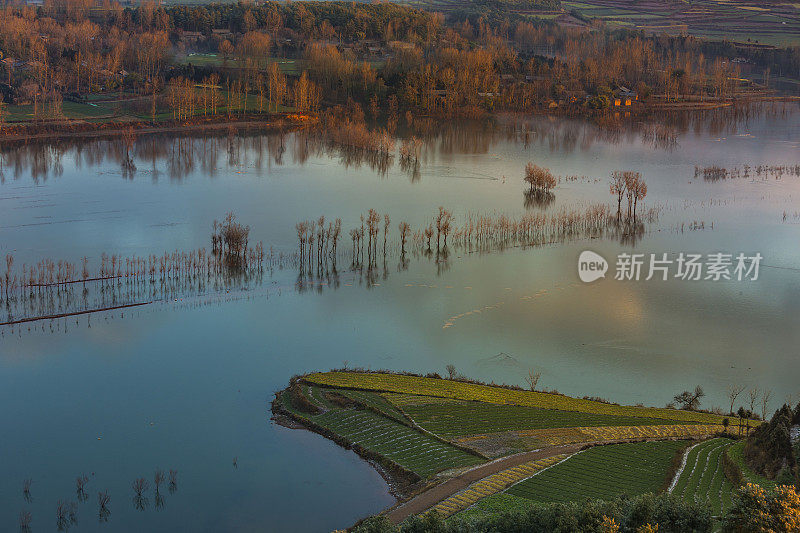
[271,369,798,531]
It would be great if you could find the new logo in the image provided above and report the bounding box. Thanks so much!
[578,251,608,283]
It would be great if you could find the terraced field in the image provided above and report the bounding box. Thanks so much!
[337,389,410,424]
[451,493,538,521]
[430,454,570,518]
[280,386,483,478]
[562,0,800,46]
[671,438,736,514]
[506,441,689,503]
[386,394,684,439]
[454,424,726,457]
[305,372,730,425]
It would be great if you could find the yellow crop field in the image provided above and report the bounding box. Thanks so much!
[457,424,727,448]
[430,454,570,518]
[304,372,730,425]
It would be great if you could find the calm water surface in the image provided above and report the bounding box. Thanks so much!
[1,108,799,531]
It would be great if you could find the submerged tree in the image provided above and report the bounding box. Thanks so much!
[213,212,250,261]
[524,163,556,194]
[97,491,111,523]
[610,171,627,222]
[19,510,32,532]
[398,221,410,256]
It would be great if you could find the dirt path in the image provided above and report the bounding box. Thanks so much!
[384,443,585,524]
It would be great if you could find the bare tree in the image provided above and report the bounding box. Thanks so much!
[76,474,89,502]
[761,389,772,422]
[383,214,390,258]
[398,222,410,255]
[524,163,556,193]
[154,469,164,492]
[56,501,77,530]
[631,175,647,221]
[446,364,457,379]
[19,510,32,532]
[727,384,746,416]
[98,490,111,522]
[132,478,149,497]
[168,470,178,494]
[623,171,643,220]
[610,171,627,222]
[525,369,541,391]
[747,387,759,432]
[435,207,454,251]
[674,386,705,410]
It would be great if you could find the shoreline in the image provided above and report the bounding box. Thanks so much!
[0,113,314,143]
[1,94,795,144]
[272,371,740,529]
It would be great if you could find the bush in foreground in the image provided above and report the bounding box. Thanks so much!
[354,493,712,533]
[721,483,800,532]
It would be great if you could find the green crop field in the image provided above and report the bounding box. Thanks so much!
[451,492,538,521]
[177,54,305,75]
[562,0,800,47]
[506,440,688,502]
[336,389,410,424]
[281,386,482,478]
[3,100,117,123]
[671,438,736,514]
[389,396,690,439]
[304,372,730,425]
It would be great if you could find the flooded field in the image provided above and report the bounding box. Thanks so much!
[1,106,799,532]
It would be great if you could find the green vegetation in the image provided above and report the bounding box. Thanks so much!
[672,438,736,515]
[268,372,800,533]
[727,440,777,492]
[279,385,482,478]
[3,100,117,122]
[391,396,690,439]
[337,389,410,425]
[273,372,797,530]
[306,371,730,425]
[356,492,714,532]
[742,403,799,485]
[722,483,800,532]
[176,54,304,75]
[451,492,538,521]
[507,441,689,503]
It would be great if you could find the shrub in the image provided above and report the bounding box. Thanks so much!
[721,483,800,532]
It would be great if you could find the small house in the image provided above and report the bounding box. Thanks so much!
[614,86,638,106]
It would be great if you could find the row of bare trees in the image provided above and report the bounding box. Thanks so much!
[164,66,313,122]
[296,216,343,272]
[727,384,774,432]
[296,202,652,275]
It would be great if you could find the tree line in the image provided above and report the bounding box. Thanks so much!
[1,0,793,127]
